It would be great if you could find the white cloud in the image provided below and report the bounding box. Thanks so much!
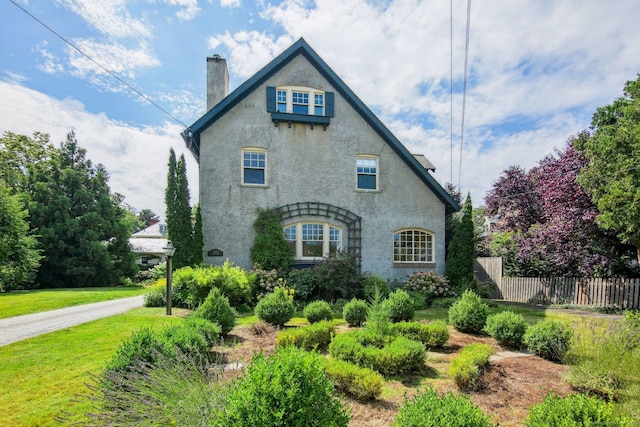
[206,31,294,77]
[65,39,160,91]
[0,80,198,219]
[56,0,151,39]
[208,0,640,205]
[220,0,241,8]
[156,0,202,20]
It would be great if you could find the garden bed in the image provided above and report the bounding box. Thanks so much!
[218,324,571,427]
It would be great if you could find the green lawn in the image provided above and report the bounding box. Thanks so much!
[0,287,148,319]
[0,307,187,426]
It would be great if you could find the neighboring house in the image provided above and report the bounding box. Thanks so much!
[182,38,459,280]
[128,223,168,267]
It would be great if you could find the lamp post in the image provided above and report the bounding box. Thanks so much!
[163,241,176,315]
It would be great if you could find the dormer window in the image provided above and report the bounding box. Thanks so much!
[267,85,334,129]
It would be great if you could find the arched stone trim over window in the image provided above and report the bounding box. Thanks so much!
[276,202,361,268]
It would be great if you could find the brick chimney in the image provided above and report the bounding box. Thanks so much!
[207,55,229,111]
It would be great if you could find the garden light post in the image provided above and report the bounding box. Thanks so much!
[163,241,175,316]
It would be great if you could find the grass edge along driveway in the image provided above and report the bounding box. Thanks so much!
[0,307,186,426]
[0,286,148,319]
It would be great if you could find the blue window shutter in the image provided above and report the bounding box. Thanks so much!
[266,86,276,112]
[325,91,334,117]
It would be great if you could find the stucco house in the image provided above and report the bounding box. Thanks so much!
[182,38,459,280]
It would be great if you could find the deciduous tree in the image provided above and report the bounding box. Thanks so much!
[576,75,640,265]
[0,183,41,291]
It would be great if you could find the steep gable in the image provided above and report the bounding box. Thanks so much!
[182,38,459,213]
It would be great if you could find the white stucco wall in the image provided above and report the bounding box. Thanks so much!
[199,55,447,281]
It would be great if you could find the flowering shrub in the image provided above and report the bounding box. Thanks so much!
[251,263,284,300]
[405,271,453,302]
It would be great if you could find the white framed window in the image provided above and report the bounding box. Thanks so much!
[284,222,342,259]
[242,148,266,185]
[276,86,325,116]
[393,229,434,263]
[356,155,378,190]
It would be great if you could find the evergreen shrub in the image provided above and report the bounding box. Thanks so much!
[362,274,389,300]
[143,284,165,307]
[276,321,335,351]
[192,287,236,334]
[304,300,334,323]
[525,393,629,427]
[448,343,493,390]
[393,387,494,427]
[286,267,320,303]
[448,290,489,334]
[323,358,384,400]
[254,287,295,327]
[329,331,426,375]
[524,319,572,362]
[220,346,350,427]
[343,298,368,327]
[484,310,528,348]
[390,320,450,348]
[385,290,415,322]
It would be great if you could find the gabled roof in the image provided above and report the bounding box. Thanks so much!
[182,38,459,213]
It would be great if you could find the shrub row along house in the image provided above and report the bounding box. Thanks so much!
[182,38,458,280]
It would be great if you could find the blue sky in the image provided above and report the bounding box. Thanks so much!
[1,0,639,219]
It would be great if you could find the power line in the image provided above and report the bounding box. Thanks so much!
[450,0,454,185]
[458,0,472,190]
[9,0,187,128]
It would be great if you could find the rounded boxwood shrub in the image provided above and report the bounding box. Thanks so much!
[103,328,174,377]
[220,345,350,427]
[184,317,221,348]
[160,323,210,357]
[484,310,528,348]
[525,393,629,427]
[524,319,572,362]
[192,287,236,335]
[254,287,295,327]
[323,358,384,401]
[448,290,489,334]
[343,298,368,327]
[393,387,494,427]
[276,320,335,351]
[304,300,334,323]
[385,289,415,323]
[329,331,426,375]
[390,320,450,348]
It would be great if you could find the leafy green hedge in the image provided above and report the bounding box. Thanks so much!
[219,346,350,427]
[323,358,384,401]
[276,321,335,351]
[329,331,426,375]
[393,387,494,427]
[390,320,450,348]
[525,393,630,427]
[448,343,493,390]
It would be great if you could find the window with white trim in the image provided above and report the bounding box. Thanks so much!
[393,229,434,263]
[356,156,378,190]
[242,148,266,185]
[275,86,325,116]
[284,222,342,259]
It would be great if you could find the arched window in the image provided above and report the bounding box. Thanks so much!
[393,229,434,263]
[284,222,342,259]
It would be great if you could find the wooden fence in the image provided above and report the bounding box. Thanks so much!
[474,257,640,309]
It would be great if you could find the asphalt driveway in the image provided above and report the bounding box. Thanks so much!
[0,295,144,347]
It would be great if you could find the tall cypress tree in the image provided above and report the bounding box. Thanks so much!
[445,194,476,290]
[192,203,204,265]
[164,149,194,269]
